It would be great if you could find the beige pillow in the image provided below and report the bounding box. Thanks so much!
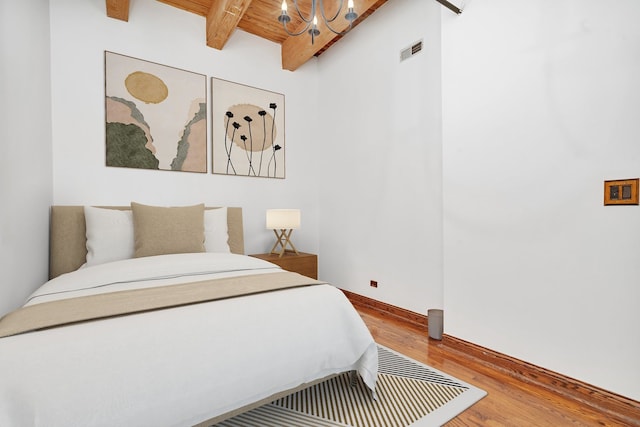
[131,202,205,258]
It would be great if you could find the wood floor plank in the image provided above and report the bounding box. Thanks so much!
[354,305,638,426]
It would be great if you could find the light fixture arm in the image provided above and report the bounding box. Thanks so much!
[292,0,315,24]
[278,0,312,38]
[318,0,355,33]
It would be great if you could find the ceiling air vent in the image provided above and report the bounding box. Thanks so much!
[400,40,423,62]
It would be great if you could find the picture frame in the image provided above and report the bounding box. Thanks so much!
[603,178,639,205]
[211,78,285,179]
[104,51,207,173]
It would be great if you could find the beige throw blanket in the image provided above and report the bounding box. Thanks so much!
[0,271,323,339]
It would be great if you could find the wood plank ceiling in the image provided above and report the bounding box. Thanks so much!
[105,0,389,71]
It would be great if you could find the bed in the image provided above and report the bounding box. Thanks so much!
[0,204,378,427]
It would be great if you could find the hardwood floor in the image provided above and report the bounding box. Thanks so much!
[354,304,640,427]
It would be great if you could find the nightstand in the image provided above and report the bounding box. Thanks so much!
[249,252,318,279]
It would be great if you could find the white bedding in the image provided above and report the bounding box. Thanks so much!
[0,253,378,427]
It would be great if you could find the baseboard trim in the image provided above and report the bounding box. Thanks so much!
[340,289,427,330]
[341,289,640,426]
[443,334,640,426]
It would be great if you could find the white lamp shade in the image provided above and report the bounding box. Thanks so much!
[266,209,300,230]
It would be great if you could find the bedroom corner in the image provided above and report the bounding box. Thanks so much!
[0,0,53,317]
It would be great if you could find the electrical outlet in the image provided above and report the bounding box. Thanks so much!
[370,280,378,288]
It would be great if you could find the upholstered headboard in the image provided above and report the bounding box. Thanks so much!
[49,206,244,279]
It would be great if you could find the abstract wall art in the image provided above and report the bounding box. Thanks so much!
[211,78,285,178]
[105,51,207,173]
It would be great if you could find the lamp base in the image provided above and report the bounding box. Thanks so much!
[270,229,299,258]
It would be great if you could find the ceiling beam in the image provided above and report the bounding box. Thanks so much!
[105,0,130,21]
[280,0,383,72]
[206,0,254,50]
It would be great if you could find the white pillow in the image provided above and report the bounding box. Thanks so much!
[84,206,135,266]
[204,207,230,253]
[84,206,228,266]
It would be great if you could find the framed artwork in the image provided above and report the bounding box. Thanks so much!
[211,78,285,178]
[105,51,207,173]
[604,178,639,205]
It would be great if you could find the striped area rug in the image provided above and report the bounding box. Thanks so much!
[215,345,486,426]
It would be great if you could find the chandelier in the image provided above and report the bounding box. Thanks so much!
[278,0,358,44]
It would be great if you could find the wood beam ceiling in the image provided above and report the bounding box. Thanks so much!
[206,0,254,50]
[106,0,130,21]
[105,0,389,71]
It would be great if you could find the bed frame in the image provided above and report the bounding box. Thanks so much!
[49,206,244,279]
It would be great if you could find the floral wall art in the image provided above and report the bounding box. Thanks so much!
[105,51,207,173]
[211,78,285,178]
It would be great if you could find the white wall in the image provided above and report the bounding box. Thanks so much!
[442,0,640,400]
[316,0,443,314]
[0,1,53,316]
[48,0,321,259]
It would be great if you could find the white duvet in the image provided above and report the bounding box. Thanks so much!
[0,253,378,427]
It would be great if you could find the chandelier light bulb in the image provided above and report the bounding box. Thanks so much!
[278,0,291,24]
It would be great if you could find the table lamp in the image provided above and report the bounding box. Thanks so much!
[266,209,300,257]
